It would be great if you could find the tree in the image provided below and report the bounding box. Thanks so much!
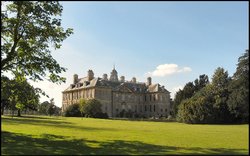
[64,103,81,117]
[211,67,232,123]
[194,74,209,91]
[1,76,40,116]
[47,98,55,116]
[39,101,50,115]
[177,68,232,124]
[79,98,87,118]
[82,99,103,118]
[173,82,194,116]
[53,106,61,116]
[227,50,249,123]
[1,76,12,115]
[177,84,214,124]
[173,74,209,117]
[1,1,73,83]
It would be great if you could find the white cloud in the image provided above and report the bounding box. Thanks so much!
[146,64,192,77]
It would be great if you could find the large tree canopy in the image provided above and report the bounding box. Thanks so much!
[1,1,73,83]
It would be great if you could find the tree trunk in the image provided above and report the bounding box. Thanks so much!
[17,109,21,117]
[1,107,4,115]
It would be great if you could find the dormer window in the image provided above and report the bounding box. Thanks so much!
[84,81,90,86]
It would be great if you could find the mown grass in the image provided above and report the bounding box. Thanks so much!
[1,115,249,155]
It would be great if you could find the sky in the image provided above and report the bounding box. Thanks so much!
[24,2,248,107]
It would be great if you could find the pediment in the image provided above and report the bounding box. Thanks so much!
[117,85,132,93]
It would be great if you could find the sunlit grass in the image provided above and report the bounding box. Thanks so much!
[1,115,249,155]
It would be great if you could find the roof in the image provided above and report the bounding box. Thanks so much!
[63,77,170,93]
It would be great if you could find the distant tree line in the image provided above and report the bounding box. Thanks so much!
[1,75,61,117]
[38,99,61,116]
[1,75,41,116]
[173,50,249,124]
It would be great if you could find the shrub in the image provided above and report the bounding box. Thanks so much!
[63,103,82,117]
[82,99,103,118]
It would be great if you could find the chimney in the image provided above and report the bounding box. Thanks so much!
[120,76,125,82]
[73,74,78,84]
[103,73,108,80]
[132,77,136,83]
[147,77,152,86]
[88,70,94,81]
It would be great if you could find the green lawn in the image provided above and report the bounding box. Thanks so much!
[1,115,249,155]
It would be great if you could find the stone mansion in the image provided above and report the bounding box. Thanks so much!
[62,68,171,118]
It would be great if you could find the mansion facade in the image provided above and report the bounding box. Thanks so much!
[62,68,171,118]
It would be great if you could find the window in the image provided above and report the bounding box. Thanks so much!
[154,105,155,112]
[165,108,167,112]
[149,95,152,101]
[150,105,152,112]
[153,95,156,101]
[145,105,147,111]
[144,95,146,101]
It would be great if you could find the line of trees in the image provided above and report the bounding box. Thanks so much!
[1,75,41,116]
[1,75,61,116]
[38,99,61,116]
[173,50,249,124]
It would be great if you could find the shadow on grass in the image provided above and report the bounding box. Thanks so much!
[1,131,247,155]
[2,117,116,132]
[2,115,63,120]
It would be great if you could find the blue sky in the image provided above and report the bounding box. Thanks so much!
[29,2,248,107]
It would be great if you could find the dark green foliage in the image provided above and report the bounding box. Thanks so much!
[227,50,249,123]
[79,98,87,118]
[1,75,40,116]
[53,106,62,116]
[173,74,209,116]
[82,99,103,118]
[210,67,232,123]
[38,101,50,115]
[47,104,55,116]
[176,49,249,124]
[194,74,209,91]
[1,1,73,83]
[38,100,61,116]
[63,103,81,117]
[46,98,56,116]
[177,85,214,123]
[63,99,107,118]
[177,67,234,124]
[177,64,247,124]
